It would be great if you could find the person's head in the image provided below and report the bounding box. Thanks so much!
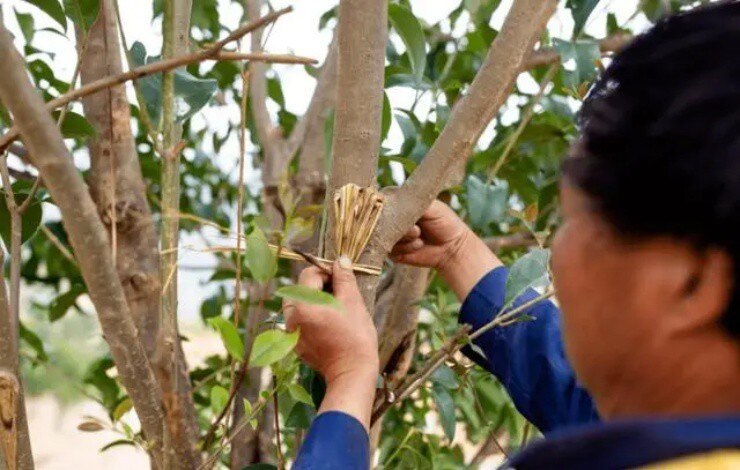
[551,1,740,417]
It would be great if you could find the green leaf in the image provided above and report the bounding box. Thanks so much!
[431,365,458,390]
[48,283,85,322]
[432,383,456,441]
[246,227,276,283]
[465,175,508,231]
[54,110,96,138]
[504,248,551,306]
[19,321,48,362]
[274,285,341,311]
[23,0,67,31]
[388,3,427,83]
[249,329,300,368]
[0,181,44,247]
[241,464,278,470]
[567,0,601,36]
[381,92,392,143]
[242,398,252,417]
[210,385,229,411]
[129,42,217,126]
[285,402,315,430]
[288,383,313,405]
[100,439,136,453]
[14,8,36,43]
[208,317,245,361]
[111,397,132,422]
[174,70,218,123]
[64,0,100,32]
[554,39,600,88]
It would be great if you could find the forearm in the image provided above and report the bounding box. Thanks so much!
[319,366,377,432]
[440,229,502,300]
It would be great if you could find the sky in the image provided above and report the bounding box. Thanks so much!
[1,0,651,320]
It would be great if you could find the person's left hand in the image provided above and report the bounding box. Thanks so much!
[284,258,379,386]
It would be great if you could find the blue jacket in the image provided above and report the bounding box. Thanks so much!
[294,267,740,469]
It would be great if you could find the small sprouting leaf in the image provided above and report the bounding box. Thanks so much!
[210,385,229,412]
[64,0,100,32]
[388,3,427,83]
[111,398,132,422]
[100,439,136,453]
[274,285,341,311]
[207,317,244,361]
[505,248,551,306]
[566,0,601,36]
[465,175,508,231]
[242,398,252,417]
[48,283,85,322]
[381,92,392,143]
[432,384,456,441]
[77,419,105,432]
[246,227,277,283]
[287,383,313,406]
[249,329,300,368]
[23,0,67,32]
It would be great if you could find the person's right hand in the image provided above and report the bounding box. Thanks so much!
[391,200,502,300]
[390,200,472,271]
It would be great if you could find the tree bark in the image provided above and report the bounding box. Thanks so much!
[324,0,388,310]
[76,1,202,467]
[0,251,33,470]
[376,0,558,252]
[0,23,166,467]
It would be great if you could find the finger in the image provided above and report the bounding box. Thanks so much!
[298,266,329,290]
[391,239,424,257]
[398,225,421,243]
[332,256,362,304]
[419,199,452,222]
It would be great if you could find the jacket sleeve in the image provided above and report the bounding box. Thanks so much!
[459,266,599,433]
[293,411,370,469]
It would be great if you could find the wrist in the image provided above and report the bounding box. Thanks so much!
[439,229,502,300]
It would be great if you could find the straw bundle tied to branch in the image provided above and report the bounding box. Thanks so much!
[205,184,385,275]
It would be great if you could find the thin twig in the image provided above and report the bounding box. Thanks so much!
[0,153,21,325]
[371,288,555,425]
[272,375,284,470]
[488,63,558,181]
[40,225,77,266]
[0,7,298,153]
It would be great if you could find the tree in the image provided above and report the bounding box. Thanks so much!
[0,0,699,468]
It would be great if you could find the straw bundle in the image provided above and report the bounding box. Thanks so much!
[332,184,384,263]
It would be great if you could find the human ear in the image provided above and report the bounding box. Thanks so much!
[671,248,733,332]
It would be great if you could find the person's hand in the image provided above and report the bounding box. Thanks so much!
[284,257,379,430]
[391,200,502,300]
[285,258,379,385]
[390,200,473,271]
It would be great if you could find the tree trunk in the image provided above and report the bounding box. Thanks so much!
[0,23,167,468]
[76,1,201,467]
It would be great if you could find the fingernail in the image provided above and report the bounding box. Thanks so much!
[338,255,352,270]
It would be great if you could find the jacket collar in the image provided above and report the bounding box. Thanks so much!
[505,415,740,469]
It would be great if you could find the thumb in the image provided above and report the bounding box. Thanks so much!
[332,256,361,302]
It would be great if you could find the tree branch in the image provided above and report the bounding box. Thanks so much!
[371,289,555,425]
[0,7,296,153]
[0,23,166,467]
[376,0,558,252]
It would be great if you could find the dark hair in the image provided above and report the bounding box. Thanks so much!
[562,1,740,337]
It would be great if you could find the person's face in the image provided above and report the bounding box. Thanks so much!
[551,183,670,401]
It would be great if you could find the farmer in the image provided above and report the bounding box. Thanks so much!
[286,2,740,468]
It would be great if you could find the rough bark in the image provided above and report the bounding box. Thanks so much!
[376,0,558,252]
[76,1,202,467]
[324,0,388,310]
[0,23,166,467]
[0,250,33,470]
